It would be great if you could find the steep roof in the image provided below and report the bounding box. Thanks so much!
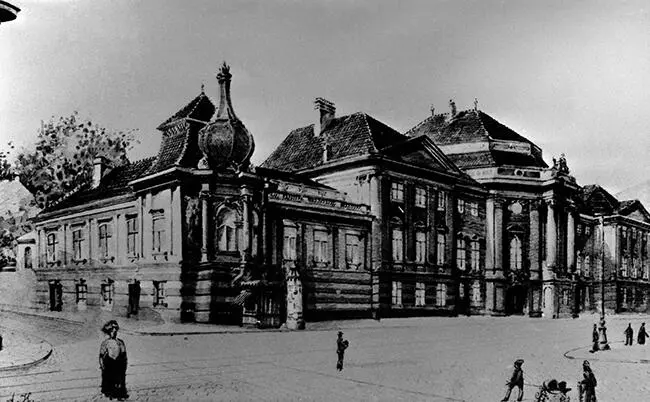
[39,157,155,215]
[406,109,547,169]
[262,112,408,172]
[148,92,216,175]
[156,91,216,130]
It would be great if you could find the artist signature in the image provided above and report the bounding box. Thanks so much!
[5,393,35,402]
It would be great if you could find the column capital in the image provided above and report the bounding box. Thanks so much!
[529,199,543,209]
[199,190,212,200]
[493,197,507,207]
[544,198,557,207]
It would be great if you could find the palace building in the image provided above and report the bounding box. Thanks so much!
[21,67,650,327]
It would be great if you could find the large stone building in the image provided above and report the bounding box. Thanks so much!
[21,68,650,326]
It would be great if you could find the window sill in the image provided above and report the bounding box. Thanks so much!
[313,262,331,269]
[72,258,88,265]
[153,303,168,308]
[99,257,115,264]
[152,252,168,261]
[46,261,61,267]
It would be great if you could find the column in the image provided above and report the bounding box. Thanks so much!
[142,193,153,259]
[494,198,504,274]
[240,185,252,264]
[543,199,557,318]
[529,201,541,280]
[486,197,495,272]
[427,186,437,267]
[567,210,576,271]
[165,188,173,255]
[285,266,304,330]
[115,214,123,265]
[171,185,183,258]
[369,172,383,318]
[200,189,210,263]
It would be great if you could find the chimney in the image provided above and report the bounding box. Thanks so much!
[449,99,457,117]
[314,97,335,136]
[92,157,110,189]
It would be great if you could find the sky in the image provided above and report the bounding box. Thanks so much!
[1,0,650,197]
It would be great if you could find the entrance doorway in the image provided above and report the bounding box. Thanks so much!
[505,285,527,315]
[49,280,62,311]
[127,280,141,317]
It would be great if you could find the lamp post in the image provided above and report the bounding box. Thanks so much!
[598,217,610,350]
[0,1,20,25]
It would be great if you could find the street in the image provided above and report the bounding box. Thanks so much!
[2,312,650,401]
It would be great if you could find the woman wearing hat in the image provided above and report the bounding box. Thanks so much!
[99,320,129,400]
[579,360,597,402]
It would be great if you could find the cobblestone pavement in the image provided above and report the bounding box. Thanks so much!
[2,313,650,401]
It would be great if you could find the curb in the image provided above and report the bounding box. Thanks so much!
[0,308,85,325]
[0,343,53,372]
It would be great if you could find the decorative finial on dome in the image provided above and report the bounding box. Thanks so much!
[197,63,255,172]
[474,97,479,111]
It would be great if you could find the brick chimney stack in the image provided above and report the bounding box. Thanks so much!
[92,157,110,189]
[314,97,335,136]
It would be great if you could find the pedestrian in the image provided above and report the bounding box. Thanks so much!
[579,360,597,402]
[624,323,634,346]
[501,359,524,402]
[638,322,649,345]
[336,331,349,371]
[99,320,129,400]
[590,323,599,353]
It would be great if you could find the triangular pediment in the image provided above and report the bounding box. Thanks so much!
[381,135,465,175]
[619,200,650,223]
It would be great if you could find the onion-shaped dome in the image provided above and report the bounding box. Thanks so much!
[197,63,255,171]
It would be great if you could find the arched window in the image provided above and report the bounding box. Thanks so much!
[24,247,32,269]
[217,208,239,252]
[509,236,522,271]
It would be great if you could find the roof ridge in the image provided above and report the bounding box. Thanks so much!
[404,115,433,137]
[359,113,380,153]
[173,120,191,167]
[474,110,492,141]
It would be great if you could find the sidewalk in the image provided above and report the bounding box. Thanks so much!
[0,328,52,371]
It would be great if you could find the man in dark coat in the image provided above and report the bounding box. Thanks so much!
[501,359,524,402]
[579,360,597,402]
[336,331,349,371]
[638,323,649,345]
[624,323,634,346]
[590,324,599,353]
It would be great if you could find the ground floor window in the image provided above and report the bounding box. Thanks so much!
[76,279,87,304]
[562,289,569,306]
[436,283,447,307]
[391,281,402,307]
[153,281,167,307]
[415,282,425,307]
[471,282,482,305]
[101,280,114,307]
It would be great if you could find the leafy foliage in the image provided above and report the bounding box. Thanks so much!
[13,112,137,209]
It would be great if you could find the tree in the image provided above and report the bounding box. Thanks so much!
[13,112,138,209]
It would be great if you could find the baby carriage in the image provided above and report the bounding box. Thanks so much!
[534,379,571,402]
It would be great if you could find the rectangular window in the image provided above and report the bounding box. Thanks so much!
[390,182,404,202]
[415,232,426,263]
[457,199,465,213]
[153,281,166,307]
[152,216,166,253]
[436,233,446,265]
[345,234,361,267]
[98,222,112,258]
[414,187,427,208]
[47,233,58,263]
[621,257,628,278]
[392,229,404,262]
[584,255,591,276]
[470,202,478,217]
[76,281,87,303]
[283,226,297,261]
[126,216,139,256]
[585,226,591,236]
[391,281,402,306]
[456,238,466,270]
[562,289,569,306]
[436,283,447,307]
[437,191,446,211]
[415,282,426,307]
[471,282,482,305]
[72,229,84,260]
[633,258,640,278]
[101,281,113,306]
[313,230,329,263]
[471,241,480,271]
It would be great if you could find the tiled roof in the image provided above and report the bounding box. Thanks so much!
[406,109,547,169]
[148,92,216,174]
[156,91,216,130]
[262,113,408,172]
[39,157,155,215]
[254,167,333,189]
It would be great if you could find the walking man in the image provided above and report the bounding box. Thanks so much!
[624,323,634,346]
[590,324,599,353]
[579,360,597,402]
[336,331,349,371]
[638,323,649,345]
[501,359,524,402]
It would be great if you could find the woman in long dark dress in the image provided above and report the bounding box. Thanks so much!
[99,320,129,400]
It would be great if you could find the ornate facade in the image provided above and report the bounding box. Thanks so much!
[23,71,650,327]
